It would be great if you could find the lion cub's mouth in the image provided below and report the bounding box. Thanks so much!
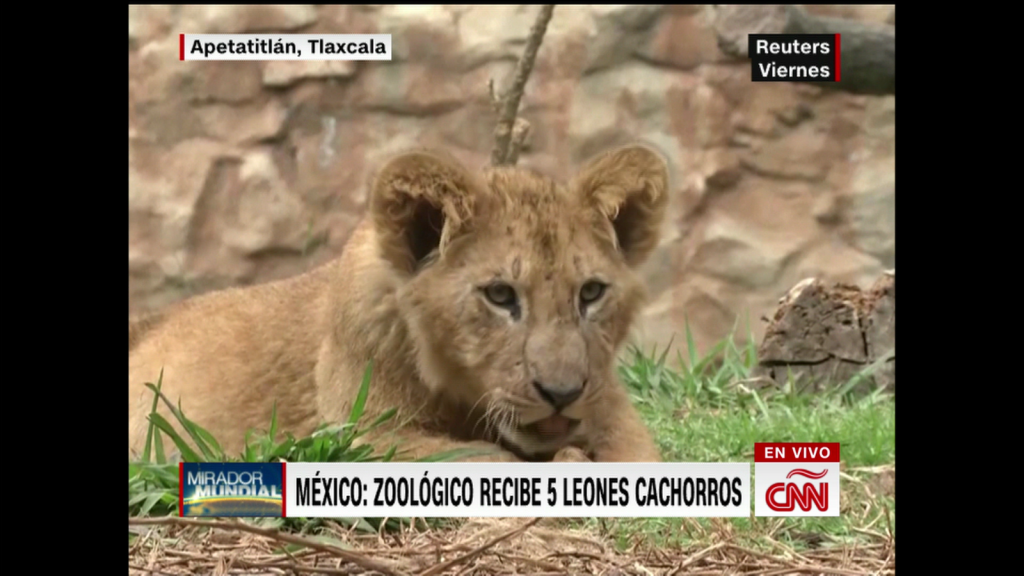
[523,414,580,439]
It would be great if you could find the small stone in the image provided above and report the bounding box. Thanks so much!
[704,149,742,189]
[776,102,815,127]
[709,5,788,57]
[812,194,841,224]
[637,7,720,70]
[196,101,287,144]
[262,60,357,87]
[739,124,833,181]
[178,5,317,34]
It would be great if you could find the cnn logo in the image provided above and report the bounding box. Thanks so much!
[754,443,839,517]
[765,468,828,512]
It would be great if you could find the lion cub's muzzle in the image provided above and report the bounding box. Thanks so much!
[499,375,588,458]
[521,378,586,441]
[532,378,585,410]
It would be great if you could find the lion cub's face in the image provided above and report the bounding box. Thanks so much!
[370,145,669,457]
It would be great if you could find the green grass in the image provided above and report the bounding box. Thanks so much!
[602,323,895,551]
[129,322,895,552]
[128,361,489,534]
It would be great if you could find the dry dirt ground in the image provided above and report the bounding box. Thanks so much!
[128,513,895,576]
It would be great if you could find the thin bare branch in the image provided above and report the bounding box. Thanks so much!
[490,5,555,166]
[505,119,531,165]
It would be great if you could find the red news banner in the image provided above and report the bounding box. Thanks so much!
[754,443,840,517]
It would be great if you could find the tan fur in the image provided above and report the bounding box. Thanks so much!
[129,144,670,463]
[129,312,166,352]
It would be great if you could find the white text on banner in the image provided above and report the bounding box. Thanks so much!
[286,462,751,518]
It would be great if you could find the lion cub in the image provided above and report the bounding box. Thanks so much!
[129,144,669,463]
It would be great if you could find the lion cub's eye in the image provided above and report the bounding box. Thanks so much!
[579,281,607,305]
[483,282,518,308]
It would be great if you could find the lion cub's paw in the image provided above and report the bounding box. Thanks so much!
[553,446,591,463]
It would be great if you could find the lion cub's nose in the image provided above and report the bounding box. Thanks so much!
[533,380,584,410]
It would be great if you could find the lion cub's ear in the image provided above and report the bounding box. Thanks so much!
[571,144,670,268]
[369,150,480,274]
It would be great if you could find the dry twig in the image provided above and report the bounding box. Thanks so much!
[668,542,726,574]
[130,515,896,576]
[418,517,542,576]
[127,516,407,576]
[490,5,555,166]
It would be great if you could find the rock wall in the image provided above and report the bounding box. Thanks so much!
[128,5,895,357]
